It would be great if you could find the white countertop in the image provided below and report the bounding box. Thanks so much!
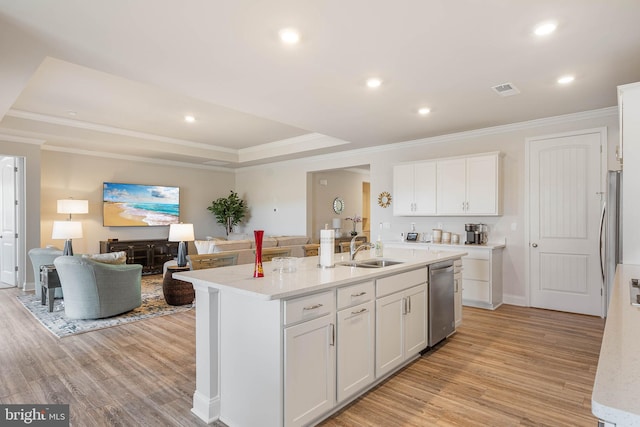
[385,241,506,250]
[592,264,640,425]
[174,247,466,300]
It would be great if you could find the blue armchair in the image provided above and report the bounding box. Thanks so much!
[53,256,142,319]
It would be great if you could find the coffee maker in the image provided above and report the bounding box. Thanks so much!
[465,223,488,245]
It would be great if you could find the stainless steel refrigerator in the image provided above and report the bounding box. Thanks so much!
[600,170,623,316]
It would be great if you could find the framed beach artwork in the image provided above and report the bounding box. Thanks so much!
[103,182,180,227]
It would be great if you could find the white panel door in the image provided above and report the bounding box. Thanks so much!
[1,157,16,286]
[528,130,604,316]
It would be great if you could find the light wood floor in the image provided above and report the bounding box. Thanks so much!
[0,284,604,426]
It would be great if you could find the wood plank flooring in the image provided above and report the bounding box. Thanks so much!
[0,285,604,426]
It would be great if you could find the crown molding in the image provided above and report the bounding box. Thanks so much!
[7,109,237,154]
[42,145,231,172]
[0,132,46,145]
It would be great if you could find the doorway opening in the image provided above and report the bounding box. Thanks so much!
[309,166,371,242]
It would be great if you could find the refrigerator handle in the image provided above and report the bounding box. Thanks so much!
[599,202,606,283]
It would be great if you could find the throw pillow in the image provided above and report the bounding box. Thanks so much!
[82,251,127,265]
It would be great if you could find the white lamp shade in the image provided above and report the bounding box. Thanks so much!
[169,223,195,242]
[52,221,83,239]
[57,199,89,214]
[332,218,342,229]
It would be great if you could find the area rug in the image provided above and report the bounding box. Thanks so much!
[17,275,194,338]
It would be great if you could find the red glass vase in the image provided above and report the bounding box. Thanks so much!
[253,230,264,278]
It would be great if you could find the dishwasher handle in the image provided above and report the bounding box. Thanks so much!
[430,265,454,274]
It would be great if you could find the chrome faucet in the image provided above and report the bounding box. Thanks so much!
[350,236,375,260]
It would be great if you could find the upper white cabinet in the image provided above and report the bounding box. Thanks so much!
[394,152,502,217]
[393,161,437,216]
[437,153,501,216]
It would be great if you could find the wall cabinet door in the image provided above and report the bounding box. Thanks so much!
[436,158,466,215]
[375,284,427,378]
[437,154,501,216]
[336,300,375,402]
[284,315,335,427]
[393,162,436,216]
[466,155,498,214]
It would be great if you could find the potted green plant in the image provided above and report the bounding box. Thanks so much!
[207,190,248,235]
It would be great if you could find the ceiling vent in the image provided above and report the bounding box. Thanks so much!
[491,82,520,97]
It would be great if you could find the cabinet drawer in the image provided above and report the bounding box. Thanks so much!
[463,249,490,260]
[462,258,490,281]
[284,291,335,326]
[462,279,490,302]
[337,281,374,310]
[376,267,427,298]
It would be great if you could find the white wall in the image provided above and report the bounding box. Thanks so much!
[40,150,235,254]
[236,108,619,305]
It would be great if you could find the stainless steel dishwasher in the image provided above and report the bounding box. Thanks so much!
[429,260,455,347]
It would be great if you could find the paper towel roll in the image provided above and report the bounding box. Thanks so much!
[319,229,335,267]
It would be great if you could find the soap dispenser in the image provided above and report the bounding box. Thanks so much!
[375,223,384,257]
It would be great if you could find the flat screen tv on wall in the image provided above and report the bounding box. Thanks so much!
[103,182,180,227]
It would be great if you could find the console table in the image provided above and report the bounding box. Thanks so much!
[100,239,179,275]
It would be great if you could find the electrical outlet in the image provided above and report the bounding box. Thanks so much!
[437,222,443,229]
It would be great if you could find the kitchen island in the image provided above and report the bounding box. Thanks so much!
[592,264,640,426]
[175,247,465,427]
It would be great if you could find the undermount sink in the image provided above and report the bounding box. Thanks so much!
[335,259,405,268]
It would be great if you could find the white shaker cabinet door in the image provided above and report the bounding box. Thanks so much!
[284,315,335,427]
[436,158,466,215]
[403,284,427,357]
[413,162,437,215]
[393,164,415,216]
[466,154,498,215]
[336,300,375,402]
[375,291,405,377]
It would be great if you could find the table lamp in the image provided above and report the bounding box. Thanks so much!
[169,223,195,267]
[52,220,83,255]
[57,198,89,219]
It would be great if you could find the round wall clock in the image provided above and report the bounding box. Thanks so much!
[333,197,345,214]
[378,191,392,208]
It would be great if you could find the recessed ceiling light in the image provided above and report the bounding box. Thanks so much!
[557,75,575,85]
[67,110,77,117]
[418,107,431,116]
[534,21,557,36]
[279,28,300,44]
[366,78,382,89]
[184,115,196,123]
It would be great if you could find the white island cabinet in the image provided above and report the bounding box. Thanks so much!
[175,248,465,427]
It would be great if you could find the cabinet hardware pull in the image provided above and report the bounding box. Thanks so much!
[351,291,367,297]
[402,297,407,315]
[351,307,368,315]
[303,303,323,311]
[408,296,412,313]
[330,323,335,346]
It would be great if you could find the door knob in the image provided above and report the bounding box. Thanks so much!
[531,243,538,248]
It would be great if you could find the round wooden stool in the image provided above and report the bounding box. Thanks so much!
[163,265,194,305]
